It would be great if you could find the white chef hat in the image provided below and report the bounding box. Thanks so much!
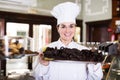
[51,2,80,25]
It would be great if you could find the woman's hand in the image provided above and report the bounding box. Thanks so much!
[39,52,49,66]
[87,63,103,79]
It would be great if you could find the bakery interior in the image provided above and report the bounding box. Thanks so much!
[0,0,120,80]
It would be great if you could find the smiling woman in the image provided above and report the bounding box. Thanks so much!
[33,2,103,80]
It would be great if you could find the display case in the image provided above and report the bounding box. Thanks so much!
[105,56,120,80]
[0,36,38,80]
[0,36,38,58]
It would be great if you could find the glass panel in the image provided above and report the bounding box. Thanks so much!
[74,26,81,43]
[6,22,29,37]
[33,24,52,51]
[105,56,120,80]
[6,22,30,77]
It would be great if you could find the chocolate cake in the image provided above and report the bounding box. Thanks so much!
[43,47,105,62]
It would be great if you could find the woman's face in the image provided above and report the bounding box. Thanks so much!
[57,22,76,42]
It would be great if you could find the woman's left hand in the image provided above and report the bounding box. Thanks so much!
[87,63,103,79]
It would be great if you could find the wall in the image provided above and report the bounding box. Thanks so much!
[83,0,112,22]
[0,0,112,21]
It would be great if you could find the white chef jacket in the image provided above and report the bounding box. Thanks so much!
[32,40,103,80]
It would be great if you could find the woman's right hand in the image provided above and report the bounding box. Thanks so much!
[39,52,49,66]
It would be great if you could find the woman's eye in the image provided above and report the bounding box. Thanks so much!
[60,25,66,28]
[70,25,74,28]
[59,24,75,28]
[70,25,75,28]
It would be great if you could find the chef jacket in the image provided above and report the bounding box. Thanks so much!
[32,40,103,80]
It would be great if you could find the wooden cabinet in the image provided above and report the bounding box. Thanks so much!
[86,20,111,42]
[110,0,120,33]
[0,19,5,36]
[112,0,120,17]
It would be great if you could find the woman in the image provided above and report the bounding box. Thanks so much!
[33,2,103,80]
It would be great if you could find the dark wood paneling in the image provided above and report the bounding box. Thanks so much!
[0,11,56,24]
[112,0,120,17]
[110,0,120,34]
[86,20,112,42]
[0,19,5,36]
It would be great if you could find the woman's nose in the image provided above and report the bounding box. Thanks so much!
[65,27,70,32]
